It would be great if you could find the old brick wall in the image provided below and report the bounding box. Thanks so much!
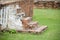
[19,0,33,17]
[34,1,60,9]
[0,0,33,17]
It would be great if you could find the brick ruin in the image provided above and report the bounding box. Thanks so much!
[0,0,47,33]
[0,0,33,30]
[0,0,33,17]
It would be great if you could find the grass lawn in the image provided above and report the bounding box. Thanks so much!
[0,9,60,40]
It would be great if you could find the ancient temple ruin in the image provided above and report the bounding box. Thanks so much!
[0,0,47,33]
[0,0,33,30]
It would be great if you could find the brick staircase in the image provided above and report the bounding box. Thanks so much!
[20,17,47,33]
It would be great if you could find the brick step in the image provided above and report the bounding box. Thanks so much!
[17,26,47,33]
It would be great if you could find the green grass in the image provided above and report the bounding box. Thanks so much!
[0,9,60,40]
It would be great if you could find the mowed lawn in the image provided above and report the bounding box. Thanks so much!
[0,9,60,40]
